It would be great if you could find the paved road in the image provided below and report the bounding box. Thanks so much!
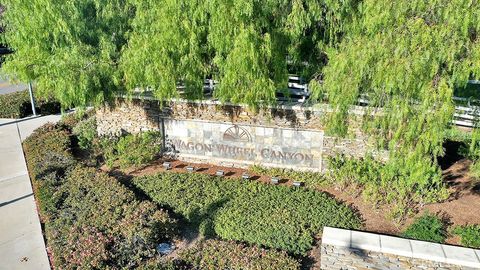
[0,115,61,270]
[0,77,27,95]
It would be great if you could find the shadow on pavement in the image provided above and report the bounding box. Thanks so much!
[0,193,33,208]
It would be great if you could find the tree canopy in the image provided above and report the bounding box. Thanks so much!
[0,0,132,107]
[319,0,480,214]
[121,0,353,106]
[1,0,355,106]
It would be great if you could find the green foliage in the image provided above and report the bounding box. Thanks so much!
[99,137,119,168]
[121,0,354,106]
[462,129,480,160]
[456,129,480,178]
[327,154,449,219]
[134,172,361,254]
[453,225,480,248]
[249,165,327,188]
[470,161,480,179]
[54,167,177,268]
[23,124,177,269]
[104,131,162,168]
[0,0,132,107]
[0,90,60,118]
[180,239,300,270]
[454,82,480,100]
[402,212,446,243]
[2,0,355,107]
[72,116,97,150]
[23,123,75,219]
[316,0,480,214]
[443,128,472,145]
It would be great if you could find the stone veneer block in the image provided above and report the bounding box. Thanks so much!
[380,235,413,258]
[322,227,351,248]
[322,227,480,269]
[351,230,381,252]
[443,245,480,268]
[409,240,446,263]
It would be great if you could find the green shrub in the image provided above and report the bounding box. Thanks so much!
[469,161,480,179]
[107,131,162,168]
[180,239,300,270]
[453,225,480,248]
[402,212,446,243]
[23,123,74,220]
[0,90,61,118]
[48,166,177,268]
[250,165,327,188]
[134,172,362,254]
[100,137,120,167]
[23,124,177,269]
[327,154,449,219]
[72,116,97,150]
[59,110,88,130]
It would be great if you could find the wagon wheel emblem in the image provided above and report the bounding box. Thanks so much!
[223,125,252,142]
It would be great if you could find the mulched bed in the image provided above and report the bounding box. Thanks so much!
[121,158,480,247]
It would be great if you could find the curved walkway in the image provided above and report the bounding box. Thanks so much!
[0,115,60,270]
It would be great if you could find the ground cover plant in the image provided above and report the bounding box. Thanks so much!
[72,115,97,150]
[401,212,447,243]
[133,172,362,255]
[179,239,300,270]
[113,131,163,168]
[23,123,178,269]
[0,90,60,118]
[64,110,162,169]
[453,225,480,248]
[326,154,449,219]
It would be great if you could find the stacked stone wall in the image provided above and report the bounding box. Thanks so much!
[96,98,388,170]
[321,227,480,270]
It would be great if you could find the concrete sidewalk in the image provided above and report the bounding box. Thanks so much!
[0,115,61,270]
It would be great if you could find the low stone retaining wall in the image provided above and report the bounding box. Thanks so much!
[321,227,480,270]
[96,98,388,171]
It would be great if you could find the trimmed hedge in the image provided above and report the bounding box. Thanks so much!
[134,172,362,254]
[0,90,60,118]
[23,124,177,269]
[23,123,74,219]
[180,239,300,270]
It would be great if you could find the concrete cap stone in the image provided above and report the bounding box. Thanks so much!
[443,245,480,268]
[322,227,480,268]
[351,230,381,252]
[410,240,446,263]
[380,234,413,257]
[322,227,351,248]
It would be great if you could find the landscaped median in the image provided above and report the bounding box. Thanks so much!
[22,117,362,269]
[133,172,362,255]
[23,123,178,269]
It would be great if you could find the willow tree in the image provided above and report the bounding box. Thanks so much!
[318,0,480,215]
[0,0,132,107]
[122,0,354,106]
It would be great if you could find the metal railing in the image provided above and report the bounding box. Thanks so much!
[163,76,480,128]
